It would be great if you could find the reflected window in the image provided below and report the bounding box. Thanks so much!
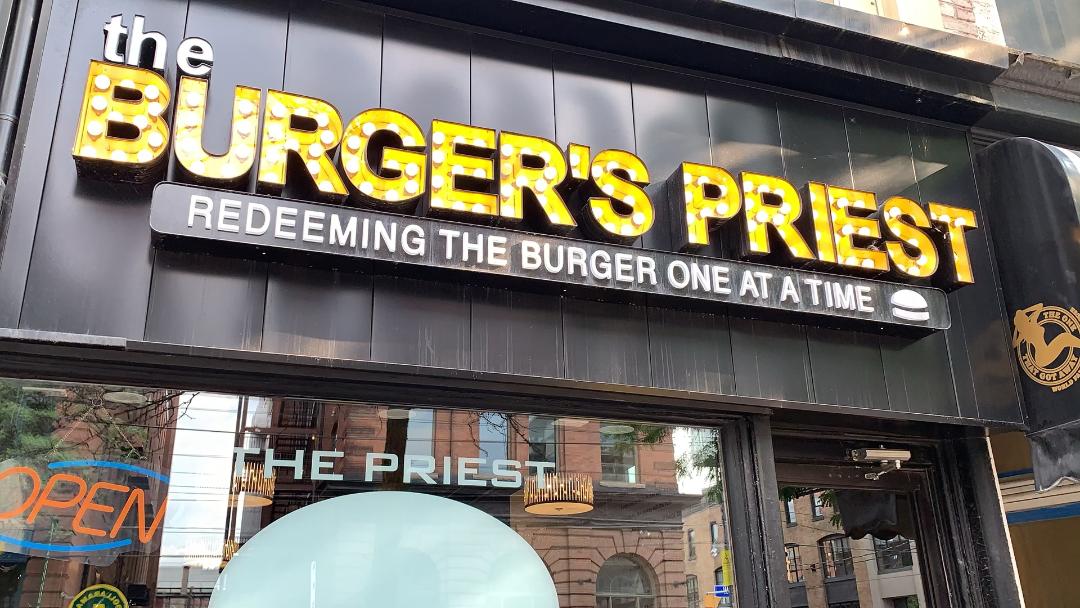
[811,493,825,520]
[596,556,656,608]
[710,521,720,545]
[478,413,508,474]
[600,430,638,483]
[784,498,797,526]
[874,535,914,572]
[527,415,558,466]
[405,408,434,457]
[819,535,854,579]
[713,567,723,587]
[784,544,803,583]
[687,529,697,560]
[686,575,699,608]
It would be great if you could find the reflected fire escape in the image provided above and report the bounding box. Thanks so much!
[221,398,327,570]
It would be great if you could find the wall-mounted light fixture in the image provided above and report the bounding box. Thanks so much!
[523,473,594,515]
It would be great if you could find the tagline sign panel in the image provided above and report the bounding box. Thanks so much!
[149,183,950,331]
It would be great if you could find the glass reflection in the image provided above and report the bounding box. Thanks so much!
[814,0,1007,46]
[0,379,739,608]
[777,486,926,608]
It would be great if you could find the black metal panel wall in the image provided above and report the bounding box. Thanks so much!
[0,0,1024,424]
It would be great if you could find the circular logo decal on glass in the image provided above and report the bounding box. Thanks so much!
[69,585,129,608]
[209,491,558,608]
[1012,303,1080,392]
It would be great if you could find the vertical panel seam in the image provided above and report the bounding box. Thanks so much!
[16,0,80,331]
[143,0,194,341]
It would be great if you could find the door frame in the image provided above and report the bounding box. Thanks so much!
[766,426,1022,608]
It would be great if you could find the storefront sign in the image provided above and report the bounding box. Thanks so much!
[0,460,168,557]
[73,15,980,331]
[153,184,950,329]
[1012,304,1080,392]
[234,447,556,489]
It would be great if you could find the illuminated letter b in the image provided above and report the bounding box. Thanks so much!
[72,60,172,182]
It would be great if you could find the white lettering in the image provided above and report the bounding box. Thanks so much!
[232,447,260,476]
[188,195,213,229]
[739,270,759,298]
[365,453,398,482]
[487,235,508,267]
[402,224,425,256]
[712,265,731,295]
[310,450,344,481]
[246,202,270,236]
[404,455,437,485]
[458,457,485,487]
[667,260,690,289]
[274,206,297,239]
[491,460,522,488]
[803,278,823,306]
[330,215,357,248]
[526,461,557,488]
[217,198,241,233]
[374,220,397,252]
[831,282,856,310]
[779,276,800,303]
[856,285,874,313]
[589,249,612,280]
[302,210,325,244]
[522,240,541,270]
[441,228,460,259]
[754,271,772,299]
[264,447,305,480]
[567,247,587,278]
[638,256,658,286]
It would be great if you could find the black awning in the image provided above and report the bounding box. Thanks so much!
[976,138,1080,491]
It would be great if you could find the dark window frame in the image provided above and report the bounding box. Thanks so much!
[784,543,803,583]
[819,534,854,579]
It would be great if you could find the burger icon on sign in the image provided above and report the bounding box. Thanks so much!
[889,289,930,323]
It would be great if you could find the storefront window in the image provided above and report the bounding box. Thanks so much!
[0,378,738,608]
[875,536,914,572]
